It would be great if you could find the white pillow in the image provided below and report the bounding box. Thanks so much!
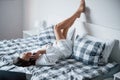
[67,20,87,41]
[85,35,115,64]
[101,39,115,63]
[67,24,75,40]
[74,21,88,38]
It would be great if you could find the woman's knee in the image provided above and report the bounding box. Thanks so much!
[54,25,61,32]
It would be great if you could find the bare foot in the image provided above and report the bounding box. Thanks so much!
[76,0,85,17]
[21,52,32,61]
[79,0,85,12]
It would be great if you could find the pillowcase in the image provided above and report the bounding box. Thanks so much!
[73,35,105,65]
[101,39,115,63]
[67,24,75,40]
[85,35,115,64]
[67,21,87,43]
[38,25,56,46]
[74,21,88,38]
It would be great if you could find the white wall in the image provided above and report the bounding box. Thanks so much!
[24,0,120,31]
[85,0,120,30]
[0,0,119,40]
[23,0,30,30]
[0,0,23,40]
[23,0,36,30]
[24,0,80,30]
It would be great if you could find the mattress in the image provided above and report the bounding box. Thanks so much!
[0,26,118,80]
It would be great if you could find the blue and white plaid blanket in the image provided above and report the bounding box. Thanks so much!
[0,26,117,80]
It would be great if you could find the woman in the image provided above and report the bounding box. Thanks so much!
[14,0,85,67]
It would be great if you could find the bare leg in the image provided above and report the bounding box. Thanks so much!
[20,0,85,61]
[54,0,85,40]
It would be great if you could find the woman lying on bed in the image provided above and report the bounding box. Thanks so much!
[14,0,85,67]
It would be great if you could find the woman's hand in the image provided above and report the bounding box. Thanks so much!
[21,52,32,61]
[31,49,46,60]
[31,52,41,60]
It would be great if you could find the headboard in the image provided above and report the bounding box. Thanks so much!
[78,22,120,64]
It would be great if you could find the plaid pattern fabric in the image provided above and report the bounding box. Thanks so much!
[38,25,56,46]
[31,59,117,80]
[0,58,117,80]
[0,26,56,64]
[0,31,117,80]
[73,35,105,65]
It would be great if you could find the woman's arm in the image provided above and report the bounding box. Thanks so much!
[36,49,46,54]
[31,49,46,60]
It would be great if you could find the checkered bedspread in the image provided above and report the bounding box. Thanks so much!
[0,27,117,80]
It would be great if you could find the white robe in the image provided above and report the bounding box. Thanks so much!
[35,39,72,65]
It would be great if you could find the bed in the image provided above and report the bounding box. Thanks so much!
[0,21,120,80]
